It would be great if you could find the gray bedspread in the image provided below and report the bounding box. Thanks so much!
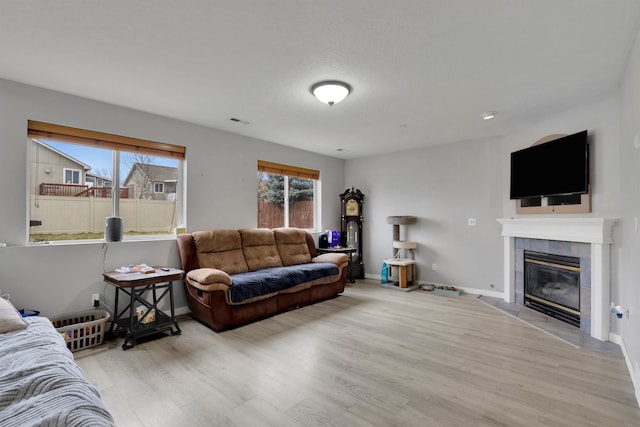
[0,316,115,427]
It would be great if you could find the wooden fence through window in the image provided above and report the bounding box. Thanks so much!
[258,200,313,229]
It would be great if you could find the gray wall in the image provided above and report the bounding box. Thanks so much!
[345,136,504,295]
[0,78,345,316]
[345,94,621,298]
[619,23,640,401]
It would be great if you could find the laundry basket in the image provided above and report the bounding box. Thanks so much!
[50,310,110,352]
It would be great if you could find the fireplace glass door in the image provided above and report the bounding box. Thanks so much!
[524,251,580,326]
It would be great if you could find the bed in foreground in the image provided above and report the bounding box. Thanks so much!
[0,304,114,427]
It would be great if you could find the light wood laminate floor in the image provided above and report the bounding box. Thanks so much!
[76,280,639,426]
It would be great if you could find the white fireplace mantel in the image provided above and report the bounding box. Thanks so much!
[497,217,619,341]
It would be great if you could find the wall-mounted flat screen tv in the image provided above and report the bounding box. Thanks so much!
[510,130,589,200]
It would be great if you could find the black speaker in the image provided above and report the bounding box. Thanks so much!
[105,216,123,242]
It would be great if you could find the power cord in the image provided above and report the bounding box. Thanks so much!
[101,242,108,273]
[97,242,114,319]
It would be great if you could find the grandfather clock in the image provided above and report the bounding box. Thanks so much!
[340,187,365,279]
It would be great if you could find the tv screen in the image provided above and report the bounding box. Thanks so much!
[510,130,589,200]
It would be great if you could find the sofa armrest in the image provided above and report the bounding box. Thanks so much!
[312,253,348,268]
[177,233,200,273]
[186,268,232,292]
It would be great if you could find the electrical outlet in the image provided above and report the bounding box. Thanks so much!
[92,293,100,308]
[468,218,477,226]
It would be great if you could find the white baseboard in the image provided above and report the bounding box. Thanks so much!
[457,286,504,299]
[421,282,505,299]
[609,332,640,407]
[363,274,505,298]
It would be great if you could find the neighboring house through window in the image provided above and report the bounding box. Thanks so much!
[123,163,177,200]
[63,168,81,184]
[85,172,113,188]
[31,139,91,197]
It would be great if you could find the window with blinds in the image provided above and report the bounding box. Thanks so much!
[28,121,185,243]
[257,160,320,230]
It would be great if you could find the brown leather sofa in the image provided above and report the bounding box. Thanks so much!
[177,228,348,331]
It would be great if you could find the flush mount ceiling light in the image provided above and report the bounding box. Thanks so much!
[481,111,497,120]
[311,81,351,106]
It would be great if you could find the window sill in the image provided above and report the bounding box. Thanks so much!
[27,234,177,247]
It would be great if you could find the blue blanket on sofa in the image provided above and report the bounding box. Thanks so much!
[229,262,339,304]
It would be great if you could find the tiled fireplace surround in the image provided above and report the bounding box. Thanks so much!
[498,218,618,341]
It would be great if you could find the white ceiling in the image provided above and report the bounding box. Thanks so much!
[1,1,640,159]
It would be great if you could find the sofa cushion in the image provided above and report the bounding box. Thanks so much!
[193,230,249,275]
[239,229,283,271]
[273,228,311,266]
[229,263,339,304]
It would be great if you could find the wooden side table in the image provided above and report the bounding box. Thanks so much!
[317,247,357,283]
[103,267,183,350]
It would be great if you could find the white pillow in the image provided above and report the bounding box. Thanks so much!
[0,297,28,333]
